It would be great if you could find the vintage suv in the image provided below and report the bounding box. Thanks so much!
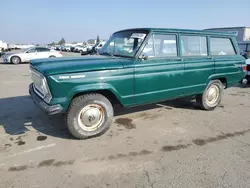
[29,28,246,139]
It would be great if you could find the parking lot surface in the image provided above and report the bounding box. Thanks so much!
[0,54,250,188]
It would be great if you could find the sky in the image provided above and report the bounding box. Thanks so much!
[1,0,250,44]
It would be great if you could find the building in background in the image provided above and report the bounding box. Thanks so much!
[87,39,97,45]
[205,27,250,41]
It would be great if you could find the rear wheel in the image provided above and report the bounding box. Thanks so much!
[66,93,114,139]
[11,56,21,64]
[196,80,223,110]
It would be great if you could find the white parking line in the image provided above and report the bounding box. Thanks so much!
[3,143,56,160]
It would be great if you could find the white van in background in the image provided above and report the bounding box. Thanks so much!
[0,41,8,52]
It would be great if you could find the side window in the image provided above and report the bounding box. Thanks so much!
[181,35,207,56]
[36,47,50,52]
[154,34,177,57]
[210,38,236,56]
[142,34,177,57]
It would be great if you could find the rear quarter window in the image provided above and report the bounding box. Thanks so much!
[210,37,236,56]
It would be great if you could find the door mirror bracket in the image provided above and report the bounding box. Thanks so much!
[140,54,148,61]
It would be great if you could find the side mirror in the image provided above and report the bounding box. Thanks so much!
[141,54,148,60]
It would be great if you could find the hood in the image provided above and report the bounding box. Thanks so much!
[3,52,17,56]
[30,55,128,75]
[4,51,25,57]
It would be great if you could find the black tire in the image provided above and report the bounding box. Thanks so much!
[49,55,56,58]
[11,56,21,64]
[196,80,223,110]
[66,93,114,139]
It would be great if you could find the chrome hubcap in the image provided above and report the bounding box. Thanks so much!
[77,104,104,131]
[206,85,220,106]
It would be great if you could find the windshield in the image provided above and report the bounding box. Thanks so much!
[24,47,34,53]
[99,30,148,58]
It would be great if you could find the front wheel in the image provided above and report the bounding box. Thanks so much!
[11,56,21,64]
[66,93,114,139]
[196,80,223,110]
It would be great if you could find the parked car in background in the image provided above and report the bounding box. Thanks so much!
[64,46,71,52]
[50,46,56,50]
[245,59,250,84]
[60,46,66,51]
[3,47,63,64]
[82,41,106,55]
[55,45,61,51]
[94,41,106,51]
[70,46,76,52]
[29,28,246,139]
[74,45,89,54]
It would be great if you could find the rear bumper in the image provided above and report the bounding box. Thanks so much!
[29,84,63,115]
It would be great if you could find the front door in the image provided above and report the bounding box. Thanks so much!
[134,33,185,105]
[24,48,38,62]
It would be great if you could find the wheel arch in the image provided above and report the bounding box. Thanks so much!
[207,75,227,88]
[10,55,22,64]
[68,84,124,107]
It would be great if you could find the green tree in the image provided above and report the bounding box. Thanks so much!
[48,42,56,46]
[58,38,66,45]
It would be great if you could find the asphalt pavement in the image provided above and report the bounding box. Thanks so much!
[0,54,250,188]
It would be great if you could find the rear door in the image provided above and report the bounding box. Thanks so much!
[210,37,245,86]
[180,34,214,95]
[36,47,51,59]
[134,33,185,104]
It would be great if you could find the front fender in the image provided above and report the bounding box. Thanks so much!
[68,83,124,104]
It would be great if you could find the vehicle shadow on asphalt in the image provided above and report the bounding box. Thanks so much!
[235,84,250,89]
[0,95,199,139]
[0,62,29,65]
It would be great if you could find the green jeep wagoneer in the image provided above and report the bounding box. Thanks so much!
[29,28,246,139]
